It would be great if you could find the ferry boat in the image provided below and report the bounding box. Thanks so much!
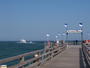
[20,39,27,43]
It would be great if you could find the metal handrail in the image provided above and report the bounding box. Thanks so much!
[0,49,43,64]
[82,44,90,66]
[0,45,66,68]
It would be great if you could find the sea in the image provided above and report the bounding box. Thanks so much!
[0,40,81,60]
[0,41,45,60]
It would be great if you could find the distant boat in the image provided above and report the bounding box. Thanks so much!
[19,39,27,43]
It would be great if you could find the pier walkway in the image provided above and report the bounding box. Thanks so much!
[38,45,82,68]
[0,44,90,68]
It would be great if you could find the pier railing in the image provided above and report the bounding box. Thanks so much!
[0,44,66,68]
[82,44,90,66]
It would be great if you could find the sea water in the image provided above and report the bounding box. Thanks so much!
[0,41,44,60]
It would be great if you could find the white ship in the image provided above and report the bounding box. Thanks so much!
[20,39,27,43]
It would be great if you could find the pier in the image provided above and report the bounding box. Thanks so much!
[0,23,90,68]
[0,43,90,68]
[39,45,81,68]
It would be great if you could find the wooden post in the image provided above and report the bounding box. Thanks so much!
[20,57,24,63]
[19,56,25,68]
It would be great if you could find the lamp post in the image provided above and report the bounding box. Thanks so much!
[58,34,61,40]
[46,34,50,47]
[62,33,66,41]
[42,34,50,63]
[79,23,83,45]
[46,34,50,41]
[64,24,68,45]
[55,35,59,47]
[56,35,59,43]
[58,33,65,40]
[55,35,58,40]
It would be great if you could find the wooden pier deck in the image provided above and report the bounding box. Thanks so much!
[38,45,82,68]
[1,44,90,68]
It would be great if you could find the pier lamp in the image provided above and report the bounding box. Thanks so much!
[58,33,65,40]
[79,23,83,45]
[56,35,59,43]
[46,34,50,41]
[58,34,61,40]
[55,35,58,40]
[55,35,59,47]
[64,24,68,44]
[64,24,68,28]
[79,23,83,27]
[46,34,51,46]
[62,33,66,40]
[42,34,50,63]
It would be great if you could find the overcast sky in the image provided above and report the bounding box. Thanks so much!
[0,0,90,41]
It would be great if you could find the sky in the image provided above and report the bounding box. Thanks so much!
[0,0,90,41]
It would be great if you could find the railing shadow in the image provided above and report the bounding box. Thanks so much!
[79,48,84,68]
[79,48,90,68]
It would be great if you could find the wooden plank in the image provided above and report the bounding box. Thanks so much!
[38,45,81,68]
